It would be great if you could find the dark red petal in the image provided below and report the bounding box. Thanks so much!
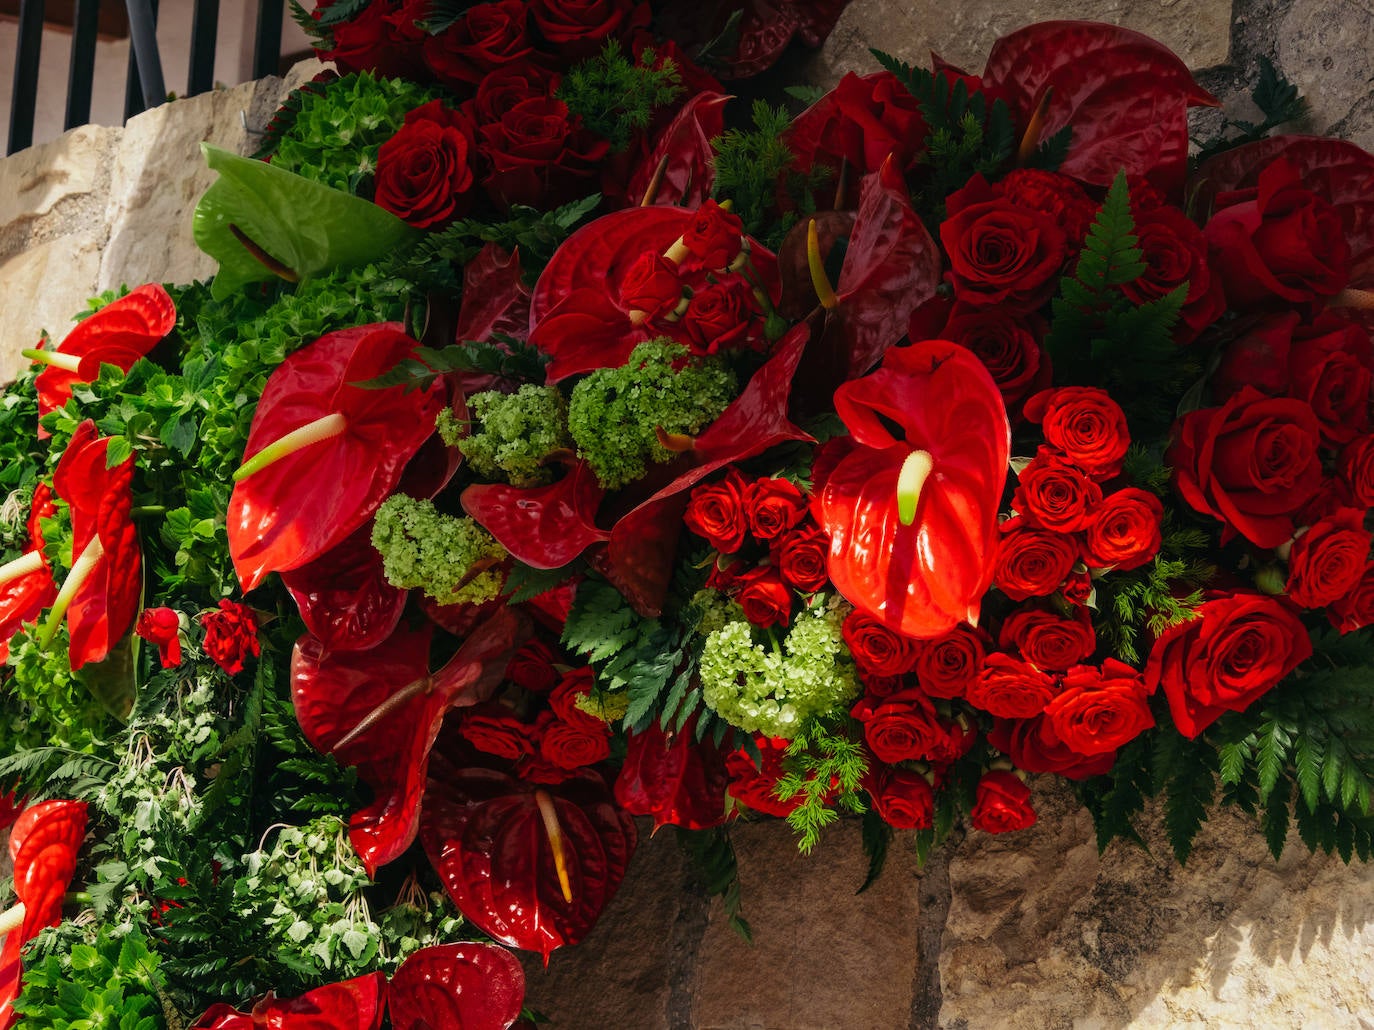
[388,943,526,1030]
[454,243,533,395]
[614,718,733,830]
[189,972,387,1030]
[280,522,407,653]
[628,92,731,208]
[463,460,609,570]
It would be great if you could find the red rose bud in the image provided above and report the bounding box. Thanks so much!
[746,477,809,541]
[964,652,1060,719]
[771,525,830,593]
[135,607,183,669]
[505,639,562,693]
[681,199,745,269]
[1022,386,1130,481]
[1042,659,1154,756]
[737,568,793,629]
[971,769,1036,833]
[842,610,920,677]
[618,252,686,324]
[1083,487,1165,572]
[684,469,750,553]
[200,600,260,677]
[1285,508,1372,610]
[865,765,935,830]
[375,100,478,229]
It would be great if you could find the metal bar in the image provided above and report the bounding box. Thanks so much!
[252,0,283,80]
[187,0,220,97]
[124,0,166,111]
[65,0,102,129]
[122,0,159,120]
[7,0,46,155]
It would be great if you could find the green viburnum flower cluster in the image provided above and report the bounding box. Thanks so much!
[699,599,860,738]
[568,340,736,491]
[371,494,507,603]
[458,385,573,486]
[270,72,440,193]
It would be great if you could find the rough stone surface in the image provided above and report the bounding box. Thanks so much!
[0,234,104,384]
[0,124,120,251]
[1278,0,1374,151]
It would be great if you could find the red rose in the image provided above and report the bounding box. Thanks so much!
[549,666,604,732]
[928,303,1050,412]
[970,770,1036,833]
[994,169,1096,252]
[321,2,410,77]
[1012,450,1103,532]
[1060,568,1094,607]
[1022,386,1130,481]
[530,0,648,56]
[200,600,260,676]
[463,64,559,127]
[1329,567,1374,634]
[913,624,985,699]
[812,71,927,175]
[725,736,804,817]
[423,1,539,87]
[1122,205,1225,343]
[1082,487,1164,572]
[618,253,684,321]
[865,766,934,830]
[842,611,920,676]
[478,96,609,208]
[375,101,477,229]
[685,469,749,553]
[1339,435,1374,508]
[1212,313,1299,400]
[771,524,830,593]
[1286,508,1372,609]
[1144,593,1313,738]
[746,478,808,541]
[998,605,1095,672]
[680,278,758,355]
[1287,316,1373,447]
[1168,387,1323,549]
[681,199,744,270]
[1205,158,1350,310]
[964,652,1059,719]
[858,670,904,698]
[538,714,612,770]
[851,689,951,764]
[459,702,535,760]
[705,557,748,592]
[381,0,430,45]
[135,607,181,669]
[737,568,793,629]
[940,181,1068,311]
[987,717,1116,779]
[1042,659,1154,755]
[505,639,561,693]
[993,520,1078,601]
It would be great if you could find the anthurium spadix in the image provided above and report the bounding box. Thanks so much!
[228,324,446,593]
[818,340,1011,639]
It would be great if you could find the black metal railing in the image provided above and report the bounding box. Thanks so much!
[7,0,286,156]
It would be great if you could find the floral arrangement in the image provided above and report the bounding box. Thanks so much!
[2,0,1373,1025]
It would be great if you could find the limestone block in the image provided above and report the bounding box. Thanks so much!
[0,233,103,383]
[691,819,922,1030]
[808,0,1233,88]
[1278,0,1374,152]
[0,124,119,254]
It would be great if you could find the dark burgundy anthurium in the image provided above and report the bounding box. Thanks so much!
[387,943,526,1030]
[228,324,446,592]
[279,522,407,653]
[292,607,529,876]
[48,420,141,670]
[26,283,176,430]
[420,753,637,962]
[0,484,57,663]
[627,92,730,208]
[189,972,387,1030]
[614,718,733,830]
[0,799,88,1028]
[462,459,609,571]
[818,340,1010,639]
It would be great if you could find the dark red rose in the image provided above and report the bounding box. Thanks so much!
[987,716,1116,779]
[200,600,260,676]
[1083,487,1164,572]
[530,0,648,57]
[375,100,477,228]
[811,71,927,175]
[1205,158,1350,310]
[851,689,951,764]
[423,1,538,87]
[994,169,1096,253]
[746,478,808,541]
[971,769,1036,833]
[1168,387,1323,549]
[381,0,430,45]
[928,303,1050,413]
[1144,593,1312,738]
[685,469,749,553]
[1212,313,1299,401]
[864,766,934,830]
[1012,450,1103,532]
[478,96,609,208]
[538,714,612,770]
[913,624,985,699]
[321,2,410,77]
[617,253,684,321]
[1042,659,1154,755]
[459,702,535,760]
[725,736,804,817]
[1286,508,1372,609]
[680,278,758,355]
[705,557,748,593]
[1122,205,1226,343]
[993,520,1078,601]
[1060,568,1093,607]
[549,666,604,732]
[737,567,793,629]
[1329,566,1374,634]
[964,652,1059,719]
[682,199,744,270]
[859,670,904,698]
[940,180,1068,311]
[1338,435,1374,507]
[505,639,561,693]
[998,605,1095,673]
[771,524,830,593]
[136,607,181,669]
[1293,474,1354,528]
[842,610,920,677]
[1022,386,1130,481]
[463,64,560,127]
[1287,316,1373,446]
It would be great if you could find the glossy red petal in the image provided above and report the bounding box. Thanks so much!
[528,288,649,384]
[614,719,732,830]
[420,759,636,962]
[0,488,57,664]
[229,324,446,592]
[463,460,609,570]
[280,522,407,653]
[388,943,526,1030]
[189,972,387,1030]
[628,92,731,208]
[454,244,534,395]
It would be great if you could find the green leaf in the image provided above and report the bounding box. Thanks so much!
[857,809,892,894]
[193,144,419,301]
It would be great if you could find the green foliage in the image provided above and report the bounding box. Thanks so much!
[370,494,507,603]
[1,625,111,766]
[559,42,684,152]
[1154,716,1217,863]
[567,340,736,491]
[1076,735,1153,853]
[361,334,553,396]
[1193,56,1308,166]
[677,826,751,942]
[460,385,572,486]
[712,101,825,249]
[0,372,44,500]
[777,713,868,853]
[858,809,893,893]
[13,927,167,1030]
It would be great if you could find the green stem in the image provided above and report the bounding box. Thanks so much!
[233,412,347,482]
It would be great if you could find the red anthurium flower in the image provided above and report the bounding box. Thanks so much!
[627,91,730,208]
[27,283,175,431]
[280,522,407,654]
[462,459,609,571]
[48,420,141,670]
[228,323,447,592]
[0,799,88,1027]
[0,484,57,663]
[419,753,636,962]
[292,607,529,876]
[388,943,526,1030]
[614,718,733,831]
[818,340,1010,639]
[189,972,387,1030]
[453,243,533,395]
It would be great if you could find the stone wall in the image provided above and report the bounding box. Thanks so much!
[2,2,1373,1027]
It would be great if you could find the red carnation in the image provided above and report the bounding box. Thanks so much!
[200,600,260,676]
